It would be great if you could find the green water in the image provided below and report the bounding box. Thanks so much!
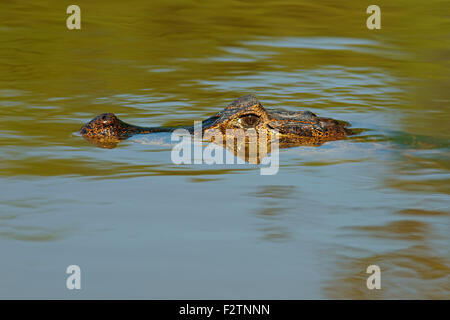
[0,0,448,298]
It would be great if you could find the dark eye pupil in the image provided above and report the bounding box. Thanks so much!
[240,114,260,127]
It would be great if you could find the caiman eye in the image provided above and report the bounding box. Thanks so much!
[238,114,261,128]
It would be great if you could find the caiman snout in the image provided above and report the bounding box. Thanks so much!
[80,113,136,140]
[79,112,175,148]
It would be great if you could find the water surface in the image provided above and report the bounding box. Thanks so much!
[0,0,449,299]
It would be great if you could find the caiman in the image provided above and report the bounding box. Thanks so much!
[79,94,353,149]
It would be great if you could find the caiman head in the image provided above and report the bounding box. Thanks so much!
[79,94,353,149]
[202,95,352,145]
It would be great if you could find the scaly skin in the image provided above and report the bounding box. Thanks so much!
[79,94,353,148]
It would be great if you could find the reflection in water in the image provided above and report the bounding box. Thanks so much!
[387,150,450,195]
[0,197,76,242]
[80,123,356,165]
[346,220,431,241]
[321,137,449,298]
[249,186,297,242]
[0,226,69,242]
[324,213,449,299]
[397,208,449,217]
[325,245,450,300]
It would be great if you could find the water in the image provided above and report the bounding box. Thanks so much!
[0,0,449,299]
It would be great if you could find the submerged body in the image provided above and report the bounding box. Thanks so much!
[80,95,353,149]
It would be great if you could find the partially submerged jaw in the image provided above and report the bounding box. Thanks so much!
[82,136,121,149]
